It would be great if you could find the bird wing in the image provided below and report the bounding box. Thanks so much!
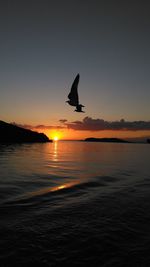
[68,74,80,105]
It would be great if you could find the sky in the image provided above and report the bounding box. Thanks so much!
[1,0,150,140]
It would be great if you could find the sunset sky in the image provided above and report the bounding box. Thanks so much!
[1,0,150,140]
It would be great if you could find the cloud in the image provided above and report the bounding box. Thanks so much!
[11,122,33,130]
[12,117,150,132]
[35,125,65,130]
[59,119,68,123]
[65,116,150,131]
[11,123,65,130]
[34,125,64,130]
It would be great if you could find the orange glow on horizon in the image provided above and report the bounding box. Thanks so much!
[32,127,150,141]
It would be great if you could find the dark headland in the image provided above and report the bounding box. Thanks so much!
[0,121,51,143]
[84,137,130,143]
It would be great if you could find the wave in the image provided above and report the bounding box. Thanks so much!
[0,175,122,211]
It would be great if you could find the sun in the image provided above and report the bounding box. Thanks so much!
[53,136,59,141]
[50,130,62,141]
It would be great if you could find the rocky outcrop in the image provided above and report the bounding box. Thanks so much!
[0,121,51,143]
[84,137,130,143]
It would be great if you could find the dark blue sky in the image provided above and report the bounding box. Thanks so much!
[1,0,150,128]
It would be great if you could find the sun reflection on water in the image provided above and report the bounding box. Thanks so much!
[53,140,58,162]
[24,181,79,199]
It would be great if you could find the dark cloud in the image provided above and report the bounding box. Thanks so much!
[35,125,64,130]
[11,123,33,130]
[65,117,150,131]
[59,119,68,123]
[12,117,150,132]
[34,125,53,129]
[12,123,65,130]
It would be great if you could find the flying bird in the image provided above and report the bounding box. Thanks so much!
[75,104,85,113]
[66,74,85,112]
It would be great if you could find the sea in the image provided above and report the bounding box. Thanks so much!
[0,141,150,266]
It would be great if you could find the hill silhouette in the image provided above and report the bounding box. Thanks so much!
[0,121,51,143]
[84,137,130,143]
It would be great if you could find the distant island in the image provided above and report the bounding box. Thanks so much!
[0,121,51,143]
[84,137,130,143]
[147,139,150,143]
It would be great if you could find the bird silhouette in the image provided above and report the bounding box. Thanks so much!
[66,74,85,112]
[74,104,85,113]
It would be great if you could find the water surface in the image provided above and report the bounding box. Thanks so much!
[0,141,150,266]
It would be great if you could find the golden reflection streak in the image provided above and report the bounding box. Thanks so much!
[53,140,58,162]
[25,181,79,198]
